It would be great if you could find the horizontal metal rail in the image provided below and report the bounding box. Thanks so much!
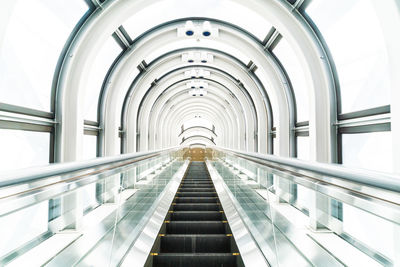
[0,147,179,188]
[215,147,400,194]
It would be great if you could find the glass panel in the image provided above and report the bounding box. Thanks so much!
[341,131,392,172]
[273,38,309,122]
[83,37,122,121]
[0,151,178,263]
[0,0,88,111]
[214,151,399,265]
[296,184,312,213]
[343,203,395,260]
[296,136,310,161]
[82,183,98,212]
[307,0,391,113]
[123,0,272,41]
[0,201,48,257]
[82,134,97,160]
[0,129,50,171]
[331,199,343,221]
[82,160,183,265]
[212,161,308,266]
[48,198,61,221]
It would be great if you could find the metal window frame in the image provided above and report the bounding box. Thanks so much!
[0,103,55,165]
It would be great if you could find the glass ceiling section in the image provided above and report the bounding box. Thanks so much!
[122,0,272,42]
[307,0,391,113]
[0,0,88,111]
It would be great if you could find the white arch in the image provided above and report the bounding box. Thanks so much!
[57,0,334,164]
[137,77,252,151]
[157,99,240,148]
[123,50,267,154]
[102,25,286,156]
[163,105,236,148]
[151,90,242,149]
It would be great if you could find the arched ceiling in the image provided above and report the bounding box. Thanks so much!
[54,0,337,163]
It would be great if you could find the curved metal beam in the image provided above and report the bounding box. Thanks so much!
[180,135,216,145]
[121,48,269,153]
[157,99,240,149]
[137,77,253,150]
[150,90,240,148]
[55,3,337,163]
[104,22,282,155]
[161,106,235,149]
[103,21,283,155]
[135,66,257,134]
[179,126,217,137]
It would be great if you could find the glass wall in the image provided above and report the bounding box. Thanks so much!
[307,0,391,113]
[0,0,88,111]
[341,131,392,172]
[0,201,48,257]
[343,203,396,260]
[82,134,98,160]
[296,136,310,161]
[0,129,50,171]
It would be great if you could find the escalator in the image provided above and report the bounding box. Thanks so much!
[146,162,244,267]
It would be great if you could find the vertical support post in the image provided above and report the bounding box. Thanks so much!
[62,191,83,230]
[309,193,329,230]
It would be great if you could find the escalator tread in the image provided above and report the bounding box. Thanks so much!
[148,162,243,267]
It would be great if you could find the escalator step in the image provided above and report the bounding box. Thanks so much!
[166,221,226,234]
[177,192,217,197]
[175,197,217,203]
[178,188,215,192]
[153,253,238,267]
[147,163,242,267]
[173,203,220,211]
[171,211,223,221]
[183,180,212,185]
[160,235,232,253]
[180,185,214,188]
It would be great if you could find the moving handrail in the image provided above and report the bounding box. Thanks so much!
[0,147,179,188]
[211,148,400,266]
[215,147,400,194]
[0,147,180,218]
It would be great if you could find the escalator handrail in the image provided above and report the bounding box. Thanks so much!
[0,147,180,188]
[215,147,400,194]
